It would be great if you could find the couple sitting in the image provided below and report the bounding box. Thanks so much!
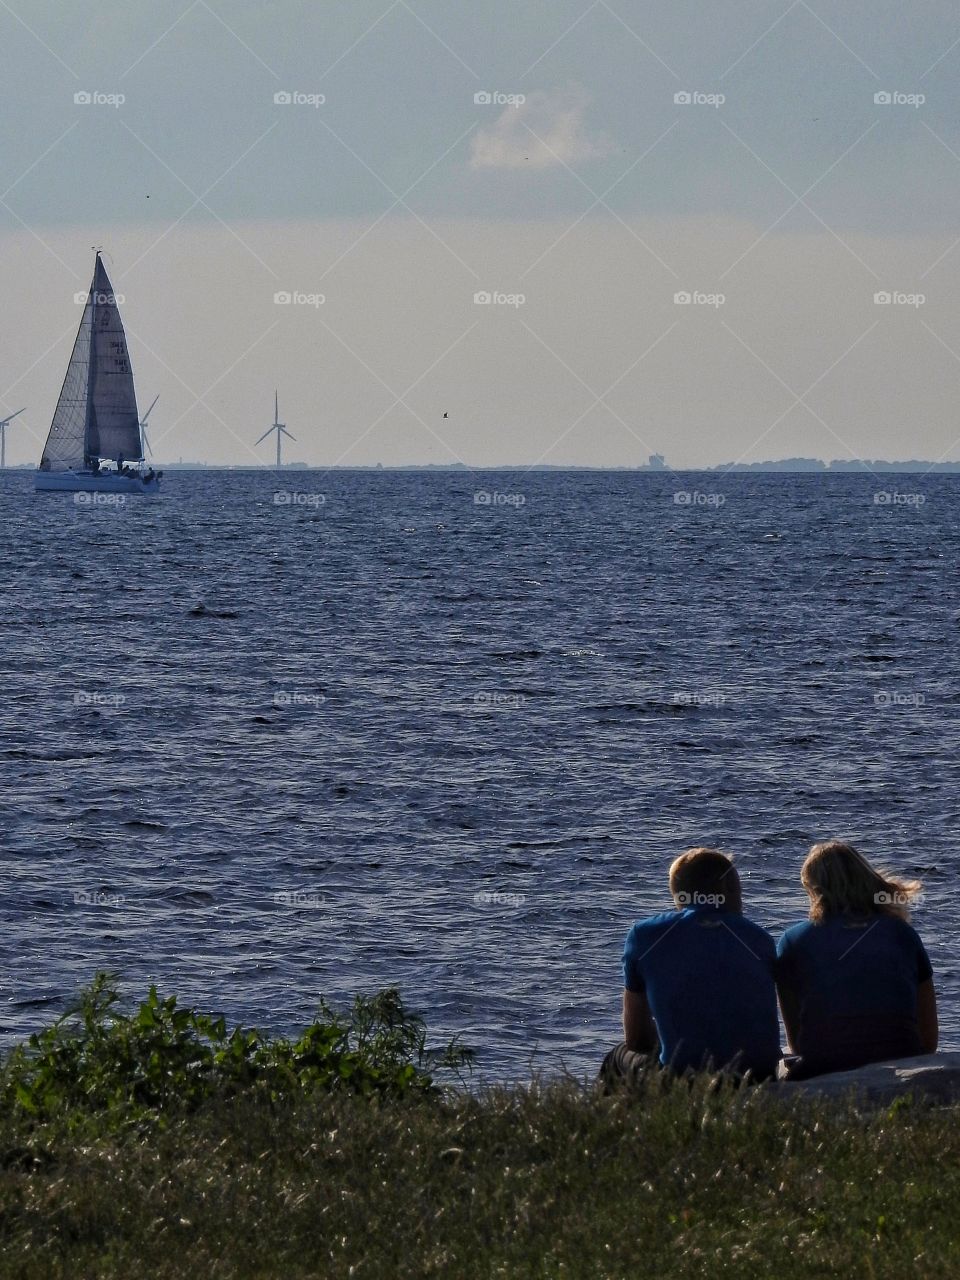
[602,841,937,1083]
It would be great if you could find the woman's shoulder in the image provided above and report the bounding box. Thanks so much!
[806,911,925,943]
[777,914,868,943]
[780,918,816,938]
[880,912,928,945]
[777,919,816,952]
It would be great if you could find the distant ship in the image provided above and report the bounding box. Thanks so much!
[36,252,161,493]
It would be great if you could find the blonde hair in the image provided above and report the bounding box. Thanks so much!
[801,841,921,923]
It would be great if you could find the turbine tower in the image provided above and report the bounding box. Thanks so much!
[255,391,296,468]
[0,408,25,469]
[139,394,159,458]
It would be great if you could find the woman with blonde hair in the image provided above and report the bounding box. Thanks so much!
[776,840,938,1079]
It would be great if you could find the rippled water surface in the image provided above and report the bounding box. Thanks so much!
[1,469,958,1080]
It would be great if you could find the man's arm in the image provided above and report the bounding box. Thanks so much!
[918,978,938,1054]
[623,987,658,1053]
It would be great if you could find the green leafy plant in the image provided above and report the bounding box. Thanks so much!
[0,973,472,1129]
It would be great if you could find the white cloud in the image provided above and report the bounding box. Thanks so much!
[470,85,615,171]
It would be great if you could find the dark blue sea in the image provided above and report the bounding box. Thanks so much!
[1,469,957,1081]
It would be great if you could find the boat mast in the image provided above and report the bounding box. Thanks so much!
[83,249,100,470]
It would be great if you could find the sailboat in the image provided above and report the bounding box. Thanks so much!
[36,252,162,493]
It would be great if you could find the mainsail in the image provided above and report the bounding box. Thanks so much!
[40,255,142,471]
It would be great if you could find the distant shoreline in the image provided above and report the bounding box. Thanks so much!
[5,461,960,473]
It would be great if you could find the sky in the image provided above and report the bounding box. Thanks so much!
[2,1,960,467]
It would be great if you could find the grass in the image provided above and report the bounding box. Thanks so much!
[0,979,957,1278]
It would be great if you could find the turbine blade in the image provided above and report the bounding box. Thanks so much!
[141,394,159,422]
[254,427,275,445]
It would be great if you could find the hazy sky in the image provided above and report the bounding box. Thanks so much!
[2,1,960,466]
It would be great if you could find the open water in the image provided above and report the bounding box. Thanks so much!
[0,468,957,1080]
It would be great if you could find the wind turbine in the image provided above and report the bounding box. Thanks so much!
[255,391,296,468]
[139,394,159,458]
[0,408,25,469]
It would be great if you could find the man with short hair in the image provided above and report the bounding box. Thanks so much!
[600,847,781,1083]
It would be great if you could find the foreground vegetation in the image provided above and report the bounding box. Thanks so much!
[0,978,958,1278]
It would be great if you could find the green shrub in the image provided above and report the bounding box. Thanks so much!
[0,973,472,1129]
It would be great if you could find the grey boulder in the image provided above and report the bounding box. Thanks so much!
[768,1052,960,1106]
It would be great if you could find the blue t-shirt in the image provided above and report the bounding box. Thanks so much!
[776,915,933,1069]
[622,907,780,1076]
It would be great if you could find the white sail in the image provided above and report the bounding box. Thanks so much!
[39,255,142,471]
[39,287,93,471]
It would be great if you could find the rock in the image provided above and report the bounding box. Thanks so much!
[768,1052,960,1106]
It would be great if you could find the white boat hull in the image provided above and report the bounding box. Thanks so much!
[35,470,161,494]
